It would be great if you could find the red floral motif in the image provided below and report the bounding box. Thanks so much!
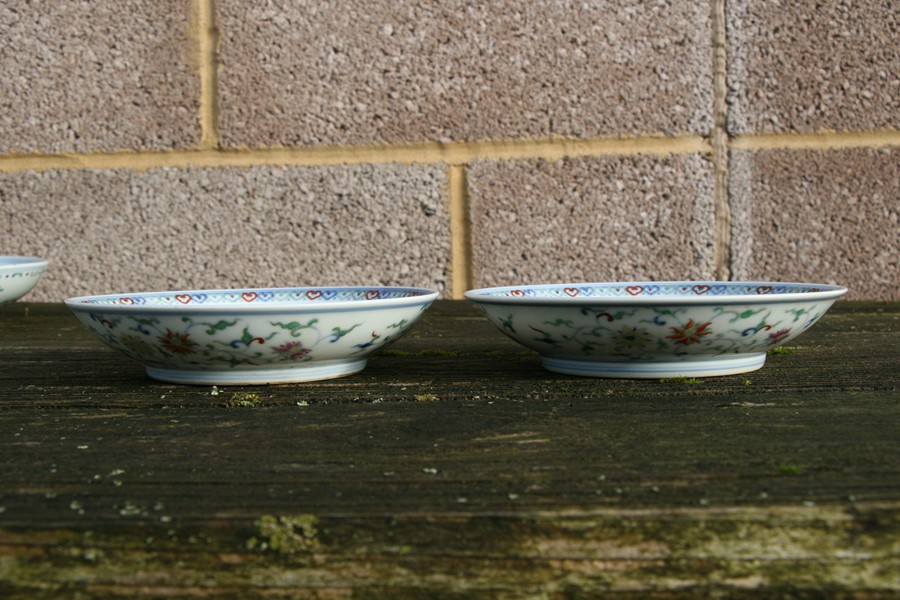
[767,328,791,346]
[273,341,311,361]
[615,326,651,351]
[667,319,712,345]
[159,329,198,354]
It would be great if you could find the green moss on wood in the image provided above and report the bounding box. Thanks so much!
[249,514,320,554]
[778,465,804,475]
[380,348,459,357]
[659,376,703,385]
[224,392,262,407]
[768,345,804,356]
[379,349,413,357]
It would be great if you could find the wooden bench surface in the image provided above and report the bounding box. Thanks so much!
[1,300,898,598]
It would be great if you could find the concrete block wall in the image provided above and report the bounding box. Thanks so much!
[1,0,897,301]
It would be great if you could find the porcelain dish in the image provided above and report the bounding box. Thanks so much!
[0,256,49,305]
[465,281,848,378]
[66,286,439,385]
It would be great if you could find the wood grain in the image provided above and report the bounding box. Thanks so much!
[1,301,897,597]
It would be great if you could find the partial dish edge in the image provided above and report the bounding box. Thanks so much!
[464,281,848,305]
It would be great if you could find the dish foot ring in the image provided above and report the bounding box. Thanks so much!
[541,353,766,379]
[145,359,368,385]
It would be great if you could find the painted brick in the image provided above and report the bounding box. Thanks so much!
[467,154,716,289]
[730,147,899,301]
[217,0,713,148]
[1,165,449,301]
[0,1,200,154]
[727,1,900,134]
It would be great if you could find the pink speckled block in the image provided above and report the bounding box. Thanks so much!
[217,0,713,147]
[0,0,200,153]
[1,165,450,301]
[730,147,899,301]
[467,154,716,288]
[728,1,899,133]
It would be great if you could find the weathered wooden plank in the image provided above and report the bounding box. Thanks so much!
[1,394,897,512]
[0,397,898,596]
[0,301,898,597]
[1,301,898,409]
[1,503,897,598]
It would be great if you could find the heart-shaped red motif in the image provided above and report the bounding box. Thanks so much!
[563,287,579,297]
[119,297,134,305]
[241,292,258,302]
[626,285,644,296]
[175,294,191,304]
[692,285,710,295]
[510,290,525,297]
[305,290,322,300]
[365,290,380,300]
[756,285,773,295]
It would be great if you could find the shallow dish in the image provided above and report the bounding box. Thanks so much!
[66,286,439,385]
[0,256,49,304]
[465,281,847,378]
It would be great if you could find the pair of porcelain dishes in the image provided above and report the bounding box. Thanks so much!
[3,256,847,385]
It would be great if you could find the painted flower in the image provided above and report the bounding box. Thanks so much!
[159,329,198,354]
[667,319,712,345]
[767,328,792,347]
[120,334,156,358]
[273,341,311,361]
[614,326,651,353]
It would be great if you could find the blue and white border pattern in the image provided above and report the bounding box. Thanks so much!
[467,281,848,304]
[69,287,435,307]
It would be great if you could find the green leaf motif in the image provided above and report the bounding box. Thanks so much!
[272,319,319,337]
[331,324,361,339]
[132,317,160,326]
[544,319,574,327]
[204,320,238,335]
[790,308,810,322]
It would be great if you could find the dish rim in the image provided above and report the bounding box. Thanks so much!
[464,281,848,306]
[0,256,49,270]
[66,285,440,313]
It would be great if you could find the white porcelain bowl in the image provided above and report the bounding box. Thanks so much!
[0,256,49,304]
[465,281,847,379]
[66,286,439,385]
